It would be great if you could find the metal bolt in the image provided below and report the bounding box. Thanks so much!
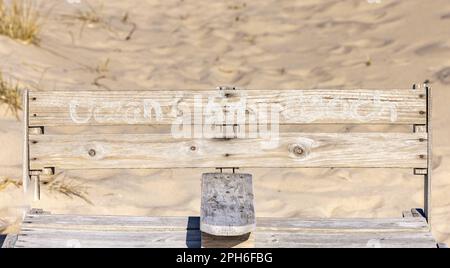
[88,149,96,157]
[190,146,196,151]
[293,145,304,156]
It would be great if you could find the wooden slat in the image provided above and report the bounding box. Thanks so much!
[254,217,430,232]
[201,173,255,236]
[252,232,437,248]
[15,231,436,248]
[425,85,432,223]
[28,89,426,126]
[1,234,18,248]
[202,233,255,248]
[22,214,200,231]
[14,214,437,248]
[22,89,30,194]
[15,230,201,248]
[29,132,427,169]
[21,215,429,232]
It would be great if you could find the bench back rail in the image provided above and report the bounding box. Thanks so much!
[22,85,432,222]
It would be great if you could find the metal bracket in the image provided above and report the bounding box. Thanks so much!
[217,85,240,98]
[27,167,55,201]
[214,124,240,139]
[216,167,240,173]
[414,168,428,176]
[29,126,44,135]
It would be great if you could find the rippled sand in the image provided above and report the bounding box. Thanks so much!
[1,0,450,245]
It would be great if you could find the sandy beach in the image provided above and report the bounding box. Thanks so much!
[1,0,450,245]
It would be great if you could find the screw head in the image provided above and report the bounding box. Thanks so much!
[88,149,96,157]
[293,145,304,156]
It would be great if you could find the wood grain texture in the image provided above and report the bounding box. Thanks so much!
[201,173,255,236]
[1,234,18,248]
[425,85,432,224]
[22,89,29,194]
[28,89,426,126]
[202,233,255,248]
[13,213,438,248]
[28,132,427,170]
[21,214,429,232]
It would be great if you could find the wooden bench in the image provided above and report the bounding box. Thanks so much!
[4,85,446,248]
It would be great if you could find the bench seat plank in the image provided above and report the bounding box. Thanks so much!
[29,132,427,169]
[10,212,437,248]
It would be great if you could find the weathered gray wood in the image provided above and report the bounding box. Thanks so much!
[32,175,40,201]
[22,89,30,194]
[28,132,427,170]
[29,126,43,135]
[254,217,430,232]
[21,214,429,232]
[437,243,448,248]
[202,233,254,248]
[425,85,432,224]
[402,210,413,218]
[1,234,18,248]
[22,215,200,231]
[13,213,438,248]
[28,208,50,215]
[201,173,255,236]
[15,230,201,248]
[28,89,426,126]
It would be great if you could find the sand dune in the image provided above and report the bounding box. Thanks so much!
[1,0,450,245]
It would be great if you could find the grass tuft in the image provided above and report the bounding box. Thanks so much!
[45,174,93,205]
[0,177,21,191]
[0,0,40,44]
[0,72,22,119]
[69,2,104,25]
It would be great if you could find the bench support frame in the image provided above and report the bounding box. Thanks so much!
[411,84,432,225]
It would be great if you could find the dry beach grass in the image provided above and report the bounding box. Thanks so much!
[0,0,40,44]
[0,71,21,119]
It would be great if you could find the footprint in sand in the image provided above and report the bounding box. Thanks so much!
[435,67,450,85]
[441,13,450,20]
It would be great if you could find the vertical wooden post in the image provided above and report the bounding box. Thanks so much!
[425,84,432,225]
[32,175,40,201]
[22,89,29,194]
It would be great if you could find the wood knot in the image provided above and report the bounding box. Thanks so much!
[292,146,304,156]
[288,143,310,159]
[88,149,96,157]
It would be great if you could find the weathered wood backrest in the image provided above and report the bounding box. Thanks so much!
[23,86,432,220]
